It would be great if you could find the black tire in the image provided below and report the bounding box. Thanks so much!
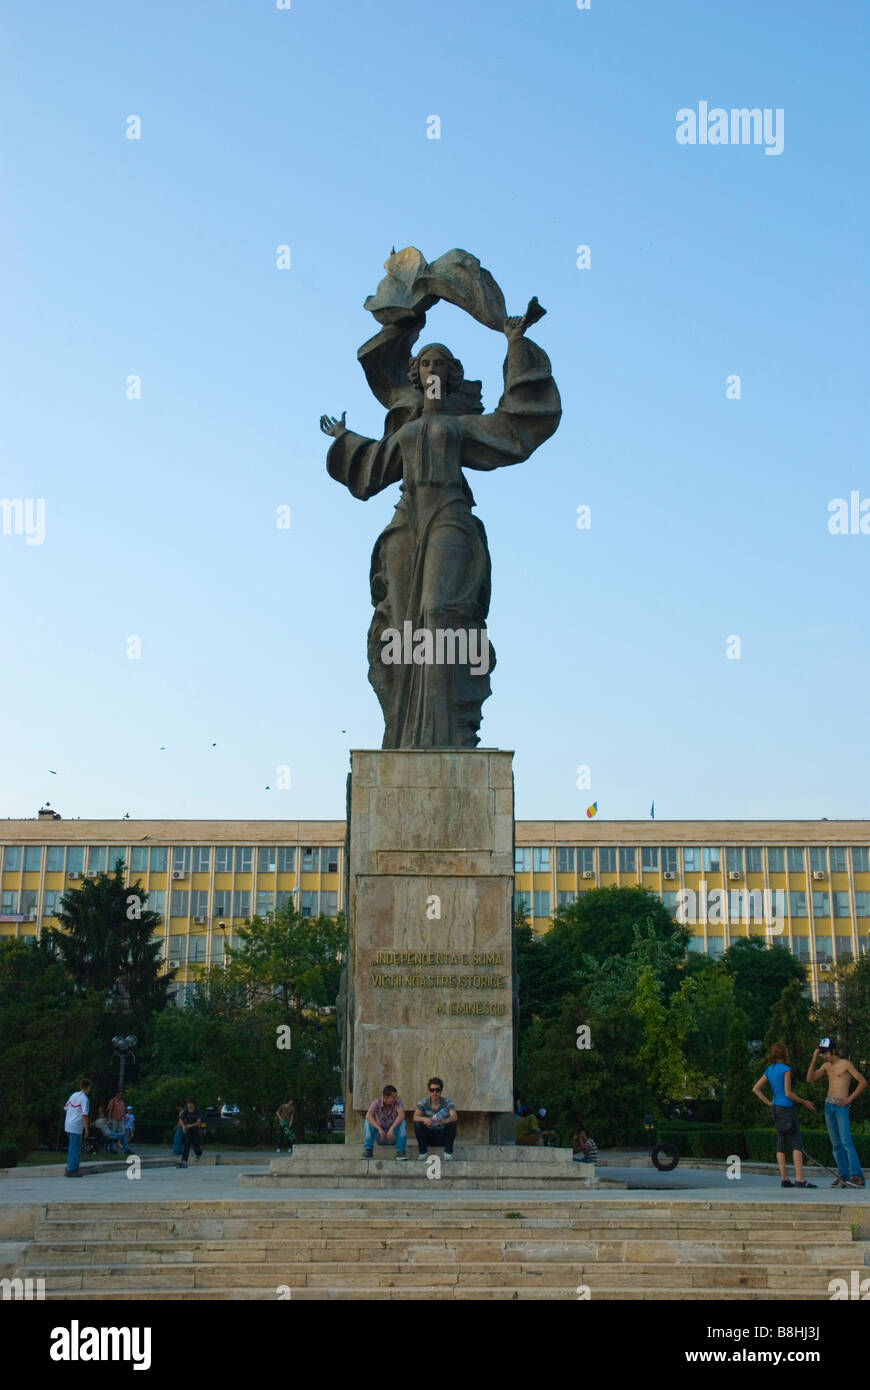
[651,1142,679,1172]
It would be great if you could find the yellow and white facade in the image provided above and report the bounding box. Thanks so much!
[1,813,868,1002]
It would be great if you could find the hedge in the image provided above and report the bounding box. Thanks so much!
[658,1125,870,1166]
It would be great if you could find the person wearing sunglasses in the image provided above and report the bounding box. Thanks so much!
[413,1077,458,1159]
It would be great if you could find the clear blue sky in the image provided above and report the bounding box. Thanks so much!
[1,0,867,823]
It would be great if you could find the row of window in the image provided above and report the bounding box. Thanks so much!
[683,938,869,963]
[515,846,870,875]
[0,888,339,920]
[514,889,870,919]
[0,845,342,875]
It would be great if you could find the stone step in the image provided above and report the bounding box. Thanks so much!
[36,1199,849,1218]
[237,1174,611,1190]
[20,1259,861,1291]
[37,1286,835,1301]
[23,1237,859,1266]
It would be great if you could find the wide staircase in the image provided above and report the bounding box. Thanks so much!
[14,1199,869,1299]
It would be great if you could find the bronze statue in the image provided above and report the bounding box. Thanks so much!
[321,248,561,748]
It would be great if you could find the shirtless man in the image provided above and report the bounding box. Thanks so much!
[806,1038,867,1188]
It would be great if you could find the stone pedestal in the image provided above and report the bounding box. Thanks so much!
[343,749,515,1146]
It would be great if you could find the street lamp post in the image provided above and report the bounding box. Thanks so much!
[111,1034,138,1091]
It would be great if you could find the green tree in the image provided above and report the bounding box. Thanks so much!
[817,954,870,1123]
[0,940,103,1155]
[225,904,346,1022]
[721,937,805,1041]
[763,977,817,1084]
[722,1011,759,1129]
[45,859,171,1018]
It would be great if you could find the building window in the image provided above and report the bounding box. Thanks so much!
[600,848,617,873]
[150,847,168,872]
[299,847,316,873]
[833,891,851,918]
[513,891,531,916]
[171,848,190,875]
[834,937,853,961]
[787,847,805,872]
[641,848,659,872]
[65,847,84,873]
[557,890,576,908]
[619,847,636,873]
[688,936,705,953]
[707,938,725,959]
[23,846,42,871]
[189,937,207,963]
[789,891,808,918]
[170,891,189,918]
[257,847,277,874]
[2,847,21,871]
[556,848,575,873]
[767,848,785,873]
[257,890,275,917]
[321,890,338,917]
[46,846,64,872]
[300,890,318,917]
[578,847,595,873]
[130,847,148,873]
[192,847,211,873]
[814,936,832,962]
[211,936,225,963]
[532,848,550,873]
[233,890,251,918]
[829,847,847,873]
[702,847,721,873]
[321,847,340,873]
[215,847,232,873]
[191,890,208,917]
[213,889,231,917]
[859,936,870,956]
[533,891,551,918]
[87,847,107,875]
[855,892,870,917]
[812,892,830,919]
[42,889,60,916]
[20,890,37,915]
[108,847,126,872]
[234,847,252,874]
[148,890,165,915]
[745,848,763,873]
[514,848,530,873]
[662,891,679,918]
[809,847,827,874]
[851,847,869,873]
[726,847,744,873]
[168,938,186,965]
[662,848,678,874]
[791,939,811,963]
[277,847,295,873]
[276,890,293,911]
[683,848,700,872]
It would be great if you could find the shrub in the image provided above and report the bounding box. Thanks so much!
[0,1138,17,1167]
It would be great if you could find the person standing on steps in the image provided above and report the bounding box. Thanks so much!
[752,1041,817,1188]
[63,1077,91,1177]
[806,1038,867,1188]
[177,1097,204,1169]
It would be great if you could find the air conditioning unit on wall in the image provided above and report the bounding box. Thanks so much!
[582,871,594,880]
[812,871,826,880]
[664,871,676,881]
[67,871,81,880]
[172,871,186,880]
[728,871,743,881]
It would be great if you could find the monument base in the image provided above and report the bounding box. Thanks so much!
[238,1146,613,1190]
[344,749,516,1146]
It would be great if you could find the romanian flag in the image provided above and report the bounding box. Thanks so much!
[586,802,598,819]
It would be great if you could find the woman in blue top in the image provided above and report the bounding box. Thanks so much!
[753,1042,817,1188]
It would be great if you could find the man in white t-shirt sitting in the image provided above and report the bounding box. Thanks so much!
[63,1078,91,1176]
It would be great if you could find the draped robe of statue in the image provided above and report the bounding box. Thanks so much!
[325,248,561,748]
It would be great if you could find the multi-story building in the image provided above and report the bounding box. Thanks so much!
[1,811,868,1003]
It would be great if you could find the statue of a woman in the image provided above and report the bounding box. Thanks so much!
[321,247,561,748]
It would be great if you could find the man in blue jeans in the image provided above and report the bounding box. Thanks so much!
[63,1078,91,1177]
[807,1039,867,1188]
[363,1086,407,1159]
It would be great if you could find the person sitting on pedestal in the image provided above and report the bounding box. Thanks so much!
[413,1078,458,1159]
[363,1086,407,1159]
[514,1105,556,1147]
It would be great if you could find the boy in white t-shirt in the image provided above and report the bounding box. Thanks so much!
[63,1078,91,1176]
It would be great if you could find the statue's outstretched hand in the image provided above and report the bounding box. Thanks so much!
[320,411,347,437]
[504,297,546,341]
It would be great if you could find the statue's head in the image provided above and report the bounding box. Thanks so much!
[409,343,465,396]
